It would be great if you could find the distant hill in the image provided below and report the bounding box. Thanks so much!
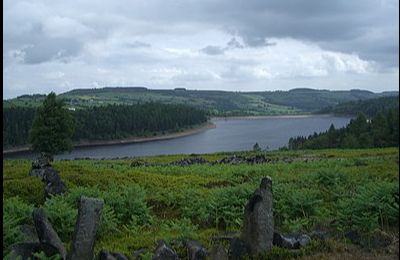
[318,95,399,118]
[3,87,398,116]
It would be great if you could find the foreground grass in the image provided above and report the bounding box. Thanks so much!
[3,148,399,259]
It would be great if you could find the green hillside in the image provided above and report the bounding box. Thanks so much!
[4,87,398,116]
[3,148,399,258]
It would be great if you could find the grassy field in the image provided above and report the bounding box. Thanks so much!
[3,148,399,259]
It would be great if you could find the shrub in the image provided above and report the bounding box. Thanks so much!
[44,195,78,241]
[3,197,34,256]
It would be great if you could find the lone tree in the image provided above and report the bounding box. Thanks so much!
[28,92,74,155]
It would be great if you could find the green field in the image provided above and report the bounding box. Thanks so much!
[3,148,399,259]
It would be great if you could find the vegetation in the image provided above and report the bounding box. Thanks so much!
[28,92,75,155]
[3,103,207,149]
[4,87,397,116]
[318,96,399,117]
[288,109,399,150]
[3,148,399,258]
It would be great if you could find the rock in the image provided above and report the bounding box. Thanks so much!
[241,177,274,254]
[184,240,207,260]
[42,167,68,198]
[69,196,104,260]
[208,245,228,260]
[152,240,179,260]
[344,230,361,245]
[228,237,251,260]
[170,157,208,166]
[273,233,311,249]
[9,242,60,259]
[298,234,311,247]
[99,250,117,260]
[19,224,39,243]
[32,208,67,259]
[273,232,300,249]
[309,230,328,241]
[364,229,393,248]
[110,252,129,260]
[132,248,147,259]
[29,153,53,178]
[99,250,129,260]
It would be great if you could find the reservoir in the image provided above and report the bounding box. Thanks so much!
[4,115,351,160]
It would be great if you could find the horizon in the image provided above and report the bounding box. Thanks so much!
[4,0,399,99]
[4,86,399,101]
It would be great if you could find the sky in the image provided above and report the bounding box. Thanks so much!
[3,0,399,99]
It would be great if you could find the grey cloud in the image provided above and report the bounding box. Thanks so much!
[200,46,225,55]
[126,41,151,48]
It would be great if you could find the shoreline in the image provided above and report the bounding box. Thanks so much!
[211,113,340,120]
[3,122,216,154]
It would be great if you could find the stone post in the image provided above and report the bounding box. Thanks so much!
[68,196,104,260]
[241,176,274,255]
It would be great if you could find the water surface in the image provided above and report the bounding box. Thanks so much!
[4,115,351,160]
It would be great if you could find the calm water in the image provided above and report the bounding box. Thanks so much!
[4,115,351,160]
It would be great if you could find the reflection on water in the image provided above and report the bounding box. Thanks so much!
[4,115,351,160]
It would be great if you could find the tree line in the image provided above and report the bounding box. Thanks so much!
[3,102,207,149]
[318,96,399,118]
[287,109,399,150]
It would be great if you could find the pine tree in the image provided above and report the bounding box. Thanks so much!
[28,92,75,155]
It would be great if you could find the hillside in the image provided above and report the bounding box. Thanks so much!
[4,87,398,116]
[3,148,399,259]
[318,95,399,118]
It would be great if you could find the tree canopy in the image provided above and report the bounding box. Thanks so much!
[28,92,75,155]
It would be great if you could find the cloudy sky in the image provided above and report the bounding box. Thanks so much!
[3,0,399,99]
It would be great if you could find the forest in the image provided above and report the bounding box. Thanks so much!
[3,103,207,149]
[287,109,399,150]
[318,96,399,117]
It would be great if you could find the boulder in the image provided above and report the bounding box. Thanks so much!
[241,177,274,254]
[184,240,207,260]
[152,240,179,260]
[208,244,228,260]
[9,242,60,259]
[42,167,68,198]
[32,208,67,259]
[19,224,39,243]
[273,232,311,249]
[228,238,251,260]
[69,196,104,260]
[98,250,129,260]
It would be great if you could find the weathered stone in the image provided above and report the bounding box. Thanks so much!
[19,224,39,243]
[98,250,129,260]
[42,167,68,198]
[298,234,311,247]
[152,240,179,260]
[273,233,311,249]
[69,196,104,260]
[241,177,274,254]
[184,240,207,260]
[208,244,228,260]
[33,208,67,259]
[9,242,60,259]
[228,238,251,260]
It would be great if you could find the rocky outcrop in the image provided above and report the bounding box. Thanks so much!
[29,154,67,198]
[152,240,179,260]
[241,177,274,254]
[69,196,104,260]
[33,208,67,259]
[184,240,207,260]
